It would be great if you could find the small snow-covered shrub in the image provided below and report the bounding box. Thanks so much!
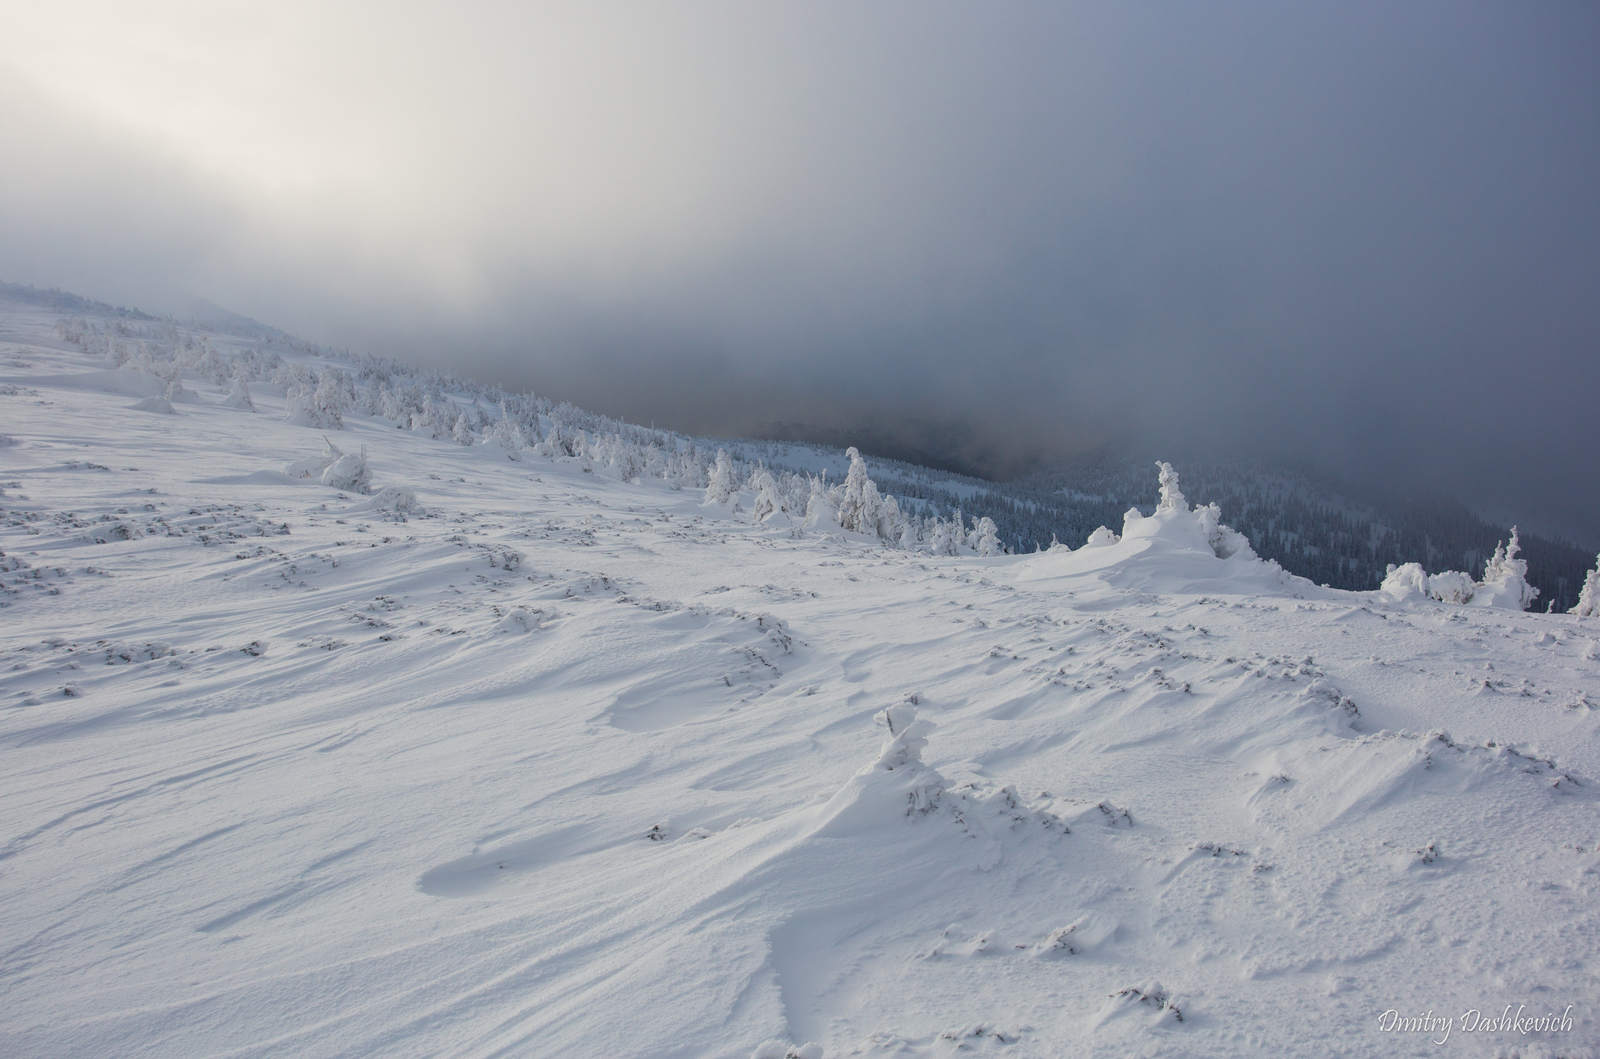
[287,436,346,481]
[1381,562,1429,600]
[874,704,933,770]
[1194,501,1252,559]
[365,486,422,517]
[1427,570,1477,605]
[1384,562,1479,604]
[1085,525,1120,547]
[321,446,371,493]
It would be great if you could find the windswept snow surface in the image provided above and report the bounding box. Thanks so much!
[3,299,1599,1058]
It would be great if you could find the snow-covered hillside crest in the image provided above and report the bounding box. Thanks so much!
[4,291,1599,1058]
[36,312,1169,560]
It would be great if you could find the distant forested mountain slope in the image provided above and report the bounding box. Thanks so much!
[732,435,1592,612]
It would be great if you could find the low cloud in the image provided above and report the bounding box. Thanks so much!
[1,3,1596,539]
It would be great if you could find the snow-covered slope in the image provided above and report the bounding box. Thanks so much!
[2,297,1598,1058]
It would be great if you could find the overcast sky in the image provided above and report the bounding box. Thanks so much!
[2,3,1597,539]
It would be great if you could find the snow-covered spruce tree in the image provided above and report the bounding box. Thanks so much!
[1156,461,1186,513]
[451,410,475,445]
[314,371,347,428]
[854,475,885,536]
[225,370,255,412]
[704,449,737,505]
[602,434,643,482]
[284,368,347,429]
[381,384,407,424]
[643,443,668,481]
[487,404,524,459]
[898,515,920,551]
[1575,555,1600,618]
[413,395,447,439]
[1478,527,1539,611]
[195,343,229,385]
[749,467,782,523]
[973,516,1003,556]
[278,360,313,394]
[875,492,907,543]
[836,448,872,532]
[926,515,962,556]
[803,474,839,530]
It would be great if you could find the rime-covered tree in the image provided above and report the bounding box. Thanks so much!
[836,448,873,532]
[973,516,1003,556]
[705,449,737,505]
[1479,527,1539,611]
[1575,555,1600,618]
[225,370,255,412]
[1156,461,1186,513]
[489,403,524,458]
[749,467,781,523]
[927,516,962,556]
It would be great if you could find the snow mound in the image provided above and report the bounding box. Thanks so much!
[344,485,424,518]
[1084,525,1119,547]
[1120,463,1256,560]
[130,394,176,414]
[7,369,164,398]
[813,706,1070,862]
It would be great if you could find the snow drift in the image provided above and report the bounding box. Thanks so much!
[2,293,1595,1059]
